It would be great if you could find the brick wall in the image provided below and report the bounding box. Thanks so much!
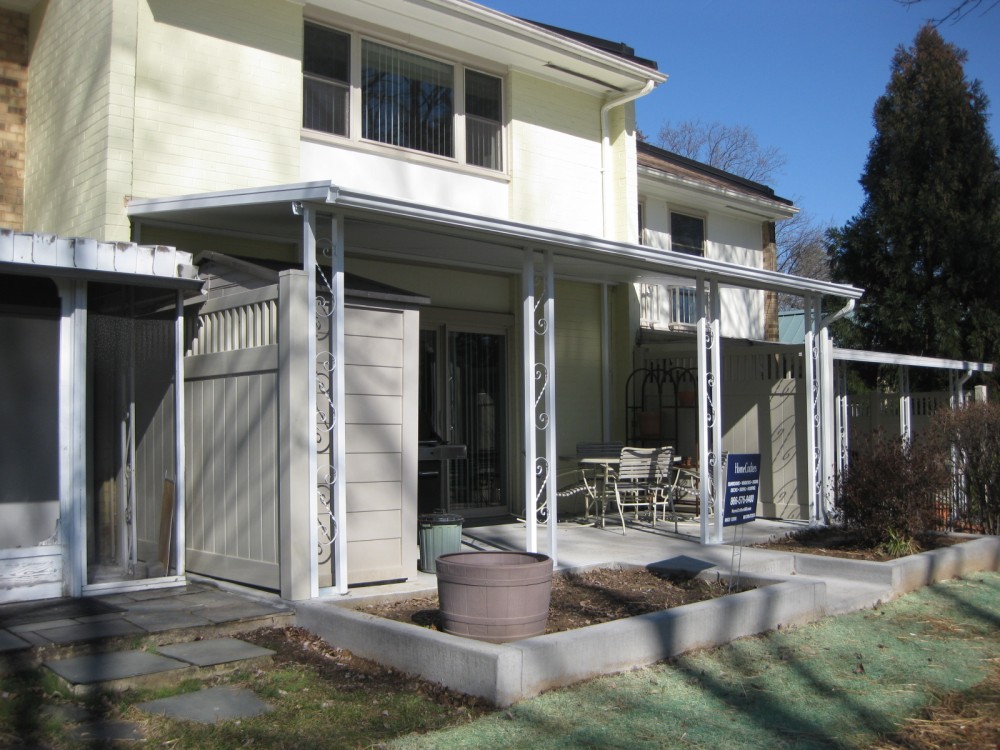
[0,9,27,231]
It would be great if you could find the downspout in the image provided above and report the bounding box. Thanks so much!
[954,369,974,407]
[601,80,656,239]
[821,298,855,327]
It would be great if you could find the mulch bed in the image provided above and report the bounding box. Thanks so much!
[358,567,744,634]
[754,528,963,561]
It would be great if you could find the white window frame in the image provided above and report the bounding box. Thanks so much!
[303,20,506,172]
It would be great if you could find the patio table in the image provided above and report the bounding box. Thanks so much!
[579,456,620,528]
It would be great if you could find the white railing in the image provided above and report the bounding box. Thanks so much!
[188,288,279,356]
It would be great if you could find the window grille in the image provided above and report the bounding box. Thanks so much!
[465,69,502,170]
[362,40,454,157]
[670,212,705,256]
[303,23,350,136]
[670,286,700,326]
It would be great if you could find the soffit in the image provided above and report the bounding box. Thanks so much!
[306,0,665,93]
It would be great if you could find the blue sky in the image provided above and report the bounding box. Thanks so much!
[485,0,1000,229]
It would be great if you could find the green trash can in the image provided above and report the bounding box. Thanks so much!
[418,513,464,574]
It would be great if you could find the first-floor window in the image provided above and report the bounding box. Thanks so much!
[670,286,700,325]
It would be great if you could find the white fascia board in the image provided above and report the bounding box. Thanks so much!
[833,348,993,372]
[126,181,337,216]
[638,166,798,222]
[125,181,863,299]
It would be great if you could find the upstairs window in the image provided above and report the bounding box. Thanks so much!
[303,23,350,137]
[670,212,705,256]
[465,69,502,170]
[303,22,503,171]
[362,41,454,157]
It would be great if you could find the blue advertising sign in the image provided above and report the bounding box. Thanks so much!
[722,453,760,527]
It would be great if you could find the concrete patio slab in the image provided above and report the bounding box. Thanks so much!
[137,686,273,724]
[200,601,290,624]
[123,610,214,633]
[157,638,275,667]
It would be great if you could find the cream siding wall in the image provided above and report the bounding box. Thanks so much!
[605,104,638,243]
[24,0,134,240]
[347,258,512,314]
[509,71,604,237]
[555,281,604,462]
[131,0,301,201]
[639,201,767,339]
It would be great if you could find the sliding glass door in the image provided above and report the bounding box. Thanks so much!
[420,324,508,517]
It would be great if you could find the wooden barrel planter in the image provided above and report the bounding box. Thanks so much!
[435,551,553,643]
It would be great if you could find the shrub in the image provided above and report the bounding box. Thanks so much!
[836,431,949,546]
[930,401,1000,535]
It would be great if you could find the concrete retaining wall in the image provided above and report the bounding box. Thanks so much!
[296,576,825,707]
[294,535,1000,707]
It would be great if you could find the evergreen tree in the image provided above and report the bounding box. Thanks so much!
[828,24,1000,381]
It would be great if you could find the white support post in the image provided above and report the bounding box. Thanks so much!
[543,251,558,565]
[819,321,837,521]
[899,366,912,444]
[835,359,850,486]
[601,283,612,442]
[803,296,822,525]
[695,276,720,545]
[302,209,320,598]
[708,279,723,545]
[58,280,87,597]
[521,249,537,553]
[173,290,186,577]
[330,214,348,595]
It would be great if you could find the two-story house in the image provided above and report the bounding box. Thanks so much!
[1,0,869,604]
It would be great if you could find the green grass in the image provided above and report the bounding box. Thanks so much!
[0,628,484,750]
[3,573,998,750]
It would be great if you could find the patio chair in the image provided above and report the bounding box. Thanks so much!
[609,446,674,534]
[523,467,603,524]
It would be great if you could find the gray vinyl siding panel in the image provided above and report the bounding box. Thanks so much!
[184,354,280,588]
[344,305,410,585]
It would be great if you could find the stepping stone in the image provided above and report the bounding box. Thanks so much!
[44,650,186,688]
[0,629,30,653]
[137,685,273,724]
[69,719,144,743]
[157,638,275,667]
[39,618,145,644]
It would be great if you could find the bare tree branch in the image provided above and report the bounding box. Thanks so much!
[895,0,1000,25]
[655,120,786,185]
